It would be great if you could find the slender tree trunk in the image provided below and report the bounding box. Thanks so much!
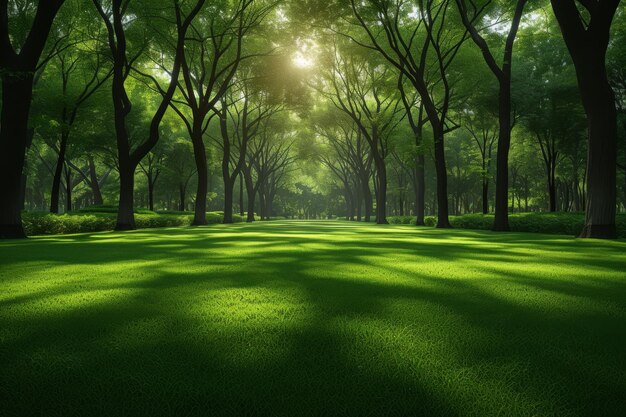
[375,158,388,224]
[482,178,489,215]
[88,157,104,205]
[148,177,155,212]
[64,167,72,213]
[433,127,451,228]
[191,129,208,225]
[239,174,244,217]
[414,154,426,225]
[244,168,256,223]
[179,184,186,212]
[0,76,33,238]
[50,132,69,214]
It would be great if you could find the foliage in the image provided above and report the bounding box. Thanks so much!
[22,211,245,236]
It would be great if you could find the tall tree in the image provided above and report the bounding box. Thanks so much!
[456,0,527,229]
[165,0,268,225]
[551,0,621,238]
[349,0,468,228]
[92,0,205,230]
[0,0,66,238]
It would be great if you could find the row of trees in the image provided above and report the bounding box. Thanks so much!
[0,0,304,238]
[294,0,624,238]
[0,0,624,239]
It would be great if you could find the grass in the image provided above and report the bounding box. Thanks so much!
[1,221,625,416]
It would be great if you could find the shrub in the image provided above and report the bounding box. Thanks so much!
[421,212,626,238]
[77,205,156,215]
[387,216,415,225]
[22,210,248,236]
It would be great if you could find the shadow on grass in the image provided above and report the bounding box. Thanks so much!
[0,221,625,416]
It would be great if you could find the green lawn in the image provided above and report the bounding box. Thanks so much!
[1,221,625,416]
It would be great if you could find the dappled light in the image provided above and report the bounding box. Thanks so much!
[2,222,626,415]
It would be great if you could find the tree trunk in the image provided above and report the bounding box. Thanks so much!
[148,177,155,212]
[223,177,234,224]
[551,0,619,238]
[493,76,512,231]
[414,154,426,225]
[179,184,186,212]
[64,167,72,213]
[0,75,32,238]
[88,157,104,205]
[191,129,208,225]
[116,162,136,230]
[50,132,69,214]
[482,178,489,215]
[244,169,256,223]
[433,127,451,228]
[580,86,618,237]
[362,173,372,222]
[375,158,388,224]
[239,174,244,217]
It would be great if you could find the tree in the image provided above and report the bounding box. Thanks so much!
[455,0,528,229]
[551,0,621,238]
[164,0,268,225]
[320,47,402,224]
[0,0,66,238]
[348,0,469,228]
[92,0,205,230]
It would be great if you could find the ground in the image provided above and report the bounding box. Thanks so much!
[1,221,625,416]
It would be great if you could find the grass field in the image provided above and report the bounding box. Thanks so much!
[1,221,625,416]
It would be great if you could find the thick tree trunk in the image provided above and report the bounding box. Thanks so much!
[580,86,618,237]
[482,179,489,215]
[493,77,512,231]
[116,163,136,231]
[375,158,388,224]
[223,178,235,224]
[0,76,32,238]
[551,0,619,238]
[50,132,69,214]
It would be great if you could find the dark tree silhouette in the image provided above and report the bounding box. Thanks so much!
[551,0,621,238]
[0,0,66,238]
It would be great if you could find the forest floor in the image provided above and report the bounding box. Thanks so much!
[1,221,625,416]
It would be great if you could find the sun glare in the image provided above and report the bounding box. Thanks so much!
[293,53,314,68]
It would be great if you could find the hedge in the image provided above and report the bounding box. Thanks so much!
[22,211,245,236]
[387,212,626,238]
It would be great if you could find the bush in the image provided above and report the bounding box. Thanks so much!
[77,205,156,215]
[387,216,415,225]
[22,210,247,236]
[420,212,626,238]
[23,212,117,235]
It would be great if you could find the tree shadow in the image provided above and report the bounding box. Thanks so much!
[1,221,625,416]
